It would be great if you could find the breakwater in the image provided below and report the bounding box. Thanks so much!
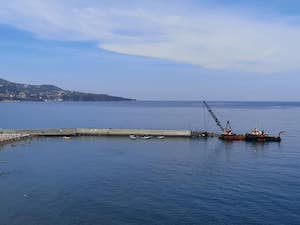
[0,128,215,137]
[0,128,217,146]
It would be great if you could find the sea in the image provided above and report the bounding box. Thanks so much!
[0,101,299,225]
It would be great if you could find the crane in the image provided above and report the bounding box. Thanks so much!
[203,101,232,134]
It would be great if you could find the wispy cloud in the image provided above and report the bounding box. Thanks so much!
[1,0,300,73]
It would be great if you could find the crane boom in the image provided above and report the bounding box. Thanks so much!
[203,101,225,132]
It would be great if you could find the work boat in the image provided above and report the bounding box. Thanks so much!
[219,130,246,141]
[203,101,245,141]
[245,128,282,142]
[219,122,245,141]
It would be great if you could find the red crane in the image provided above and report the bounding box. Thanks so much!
[203,101,232,134]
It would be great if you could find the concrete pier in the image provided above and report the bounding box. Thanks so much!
[0,128,194,137]
[0,128,216,146]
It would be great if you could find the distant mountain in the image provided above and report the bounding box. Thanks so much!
[0,78,133,102]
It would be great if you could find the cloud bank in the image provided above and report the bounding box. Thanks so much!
[1,0,300,73]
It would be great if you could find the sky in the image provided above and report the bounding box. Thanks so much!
[0,0,299,101]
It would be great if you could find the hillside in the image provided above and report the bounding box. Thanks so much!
[0,79,133,102]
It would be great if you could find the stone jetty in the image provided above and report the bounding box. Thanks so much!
[0,128,217,147]
[0,133,32,146]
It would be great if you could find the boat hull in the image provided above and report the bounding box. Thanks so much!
[219,134,246,141]
[245,134,281,142]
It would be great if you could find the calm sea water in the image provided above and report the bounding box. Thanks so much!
[0,101,299,225]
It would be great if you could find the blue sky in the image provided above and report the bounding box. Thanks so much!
[0,0,299,100]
